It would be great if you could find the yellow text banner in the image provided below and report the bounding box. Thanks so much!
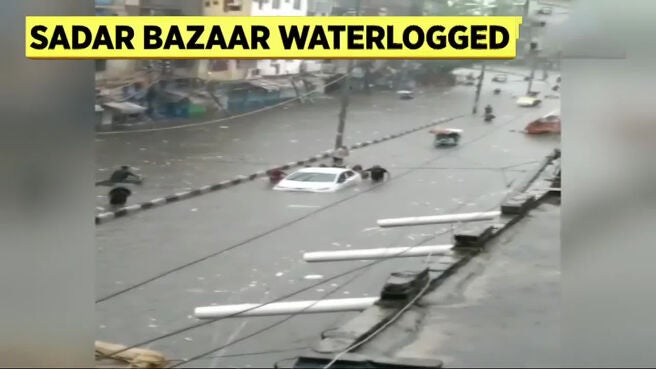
[26,16,523,59]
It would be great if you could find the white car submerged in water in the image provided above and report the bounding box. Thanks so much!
[273,167,362,193]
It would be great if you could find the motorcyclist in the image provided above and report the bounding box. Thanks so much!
[109,165,142,184]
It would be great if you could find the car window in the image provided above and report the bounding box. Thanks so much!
[345,171,354,178]
[286,172,337,182]
[337,174,347,183]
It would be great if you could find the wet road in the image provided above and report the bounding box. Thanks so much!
[96,68,560,367]
[94,71,556,212]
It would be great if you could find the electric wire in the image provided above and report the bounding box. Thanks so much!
[98,106,547,364]
[97,107,540,304]
[169,269,368,367]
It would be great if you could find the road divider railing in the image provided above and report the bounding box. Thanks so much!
[95,115,464,225]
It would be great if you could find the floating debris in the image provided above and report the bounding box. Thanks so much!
[275,272,284,277]
[304,274,324,280]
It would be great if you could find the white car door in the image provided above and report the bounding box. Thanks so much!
[335,173,348,190]
[344,170,360,187]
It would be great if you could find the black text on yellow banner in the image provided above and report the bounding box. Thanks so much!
[26,16,523,60]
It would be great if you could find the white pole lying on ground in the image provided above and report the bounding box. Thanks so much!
[194,297,378,319]
[377,211,501,228]
[303,245,454,263]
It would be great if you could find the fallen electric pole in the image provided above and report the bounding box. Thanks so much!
[377,211,501,228]
[303,244,454,263]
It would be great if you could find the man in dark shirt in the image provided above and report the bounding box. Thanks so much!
[109,165,141,184]
[364,165,390,183]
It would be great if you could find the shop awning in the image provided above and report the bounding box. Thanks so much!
[246,78,296,92]
[102,101,147,115]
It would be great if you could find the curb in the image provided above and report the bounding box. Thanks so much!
[96,115,464,225]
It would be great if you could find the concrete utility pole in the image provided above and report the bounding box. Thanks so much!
[334,0,361,159]
[472,63,486,114]
[527,47,538,94]
[523,0,537,95]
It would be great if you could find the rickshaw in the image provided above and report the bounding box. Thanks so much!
[430,128,462,147]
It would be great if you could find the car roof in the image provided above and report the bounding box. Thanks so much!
[432,128,463,134]
[293,167,349,175]
[517,96,538,102]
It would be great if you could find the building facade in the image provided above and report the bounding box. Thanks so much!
[251,0,309,77]
[95,0,203,83]
[96,0,328,83]
[195,0,255,80]
[198,0,325,81]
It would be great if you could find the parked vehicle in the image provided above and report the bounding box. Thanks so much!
[492,74,507,83]
[516,96,542,107]
[525,112,561,134]
[397,90,415,100]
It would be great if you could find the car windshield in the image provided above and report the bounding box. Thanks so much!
[285,172,337,182]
